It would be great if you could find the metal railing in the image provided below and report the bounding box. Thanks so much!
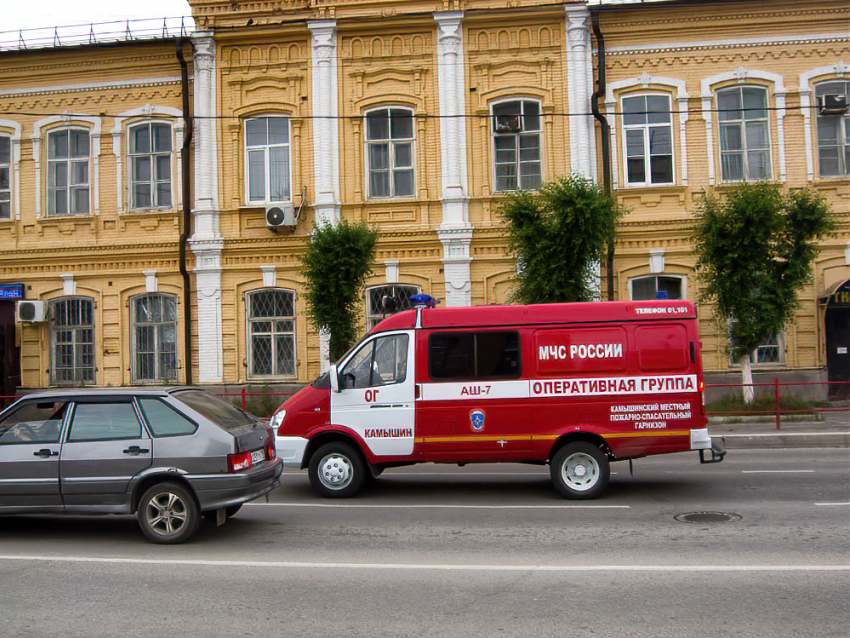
[0,17,195,52]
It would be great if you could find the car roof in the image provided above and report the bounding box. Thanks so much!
[18,386,206,400]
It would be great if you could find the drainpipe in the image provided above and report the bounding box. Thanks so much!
[176,38,194,385]
[590,12,615,302]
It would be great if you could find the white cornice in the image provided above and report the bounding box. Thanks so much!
[0,76,184,98]
[604,32,849,56]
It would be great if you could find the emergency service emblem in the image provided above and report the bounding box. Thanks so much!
[470,409,486,432]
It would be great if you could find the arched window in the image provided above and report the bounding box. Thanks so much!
[621,94,673,185]
[366,284,420,330]
[0,134,10,219]
[129,122,173,210]
[49,297,95,385]
[131,293,178,382]
[629,275,685,301]
[47,128,90,216]
[245,116,291,204]
[365,107,415,198]
[491,99,542,192]
[246,289,296,378]
[716,86,771,181]
[814,80,850,177]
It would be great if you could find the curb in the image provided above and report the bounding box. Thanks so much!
[713,432,850,449]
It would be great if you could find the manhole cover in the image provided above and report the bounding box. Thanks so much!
[674,511,742,524]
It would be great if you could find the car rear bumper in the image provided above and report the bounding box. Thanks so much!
[276,435,309,469]
[189,457,283,511]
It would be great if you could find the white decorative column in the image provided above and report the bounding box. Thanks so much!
[310,20,341,227]
[190,31,224,383]
[435,11,473,307]
[565,4,595,180]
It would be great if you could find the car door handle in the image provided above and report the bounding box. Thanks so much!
[123,446,150,455]
[33,448,59,458]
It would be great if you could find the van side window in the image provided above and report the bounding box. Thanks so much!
[340,334,409,389]
[429,332,521,380]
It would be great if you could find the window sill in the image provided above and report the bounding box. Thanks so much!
[619,182,681,190]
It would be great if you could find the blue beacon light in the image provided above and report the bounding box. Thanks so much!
[410,293,438,309]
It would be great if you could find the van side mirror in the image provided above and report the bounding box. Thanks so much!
[329,364,340,393]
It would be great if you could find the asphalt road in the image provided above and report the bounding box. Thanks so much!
[1,448,848,637]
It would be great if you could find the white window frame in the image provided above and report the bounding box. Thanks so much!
[49,296,96,386]
[127,121,174,211]
[46,127,91,217]
[628,274,687,301]
[715,85,773,182]
[491,98,543,193]
[814,80,850,177]
[246,288,297,380]
[0,133,10,220]
[620,93,675,187]
[364,107,416,199]
[244,116,292,205]
[130,292,179,384]
[365,284,421,331]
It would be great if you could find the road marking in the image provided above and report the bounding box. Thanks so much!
[721,432,850,437]
[814,502,850,506]
[741,470,815,474]
[284,471,619,476]
[247,503,630,509]
[0,555,846,572]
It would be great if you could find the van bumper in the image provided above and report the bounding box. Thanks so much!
[692,427,726,464]
[276,435,309,469]
[690,428,712,450]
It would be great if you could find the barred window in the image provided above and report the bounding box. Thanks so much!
[129,122,172,210]
[366,284,420,330]
[47,128,90,216]
[245,117,291,203]
[815,81,850,177]
[728,320,784,366]
[50,297,95,385]
[717,86,771,181]
[492,100,542,192]
[132,293,178,383]
[622,95,674,185]
[247,289,296,378]
[366,108,415,198]
[0,135,10,219]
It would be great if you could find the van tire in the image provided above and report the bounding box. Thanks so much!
[550,442,609,499]
[309,442,366,498]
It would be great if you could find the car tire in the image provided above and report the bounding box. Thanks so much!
[308,442,366,498]
[137,482,201,544]
[202,504,242,522]
[550,442,610,499]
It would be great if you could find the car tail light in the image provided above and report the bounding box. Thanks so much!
[228,451,253,473]
[266,440,276,460]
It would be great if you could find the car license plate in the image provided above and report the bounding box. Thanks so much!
[251,449,265,465]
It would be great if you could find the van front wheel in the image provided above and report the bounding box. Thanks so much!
[309,442,366,498]
[551,442,609,499]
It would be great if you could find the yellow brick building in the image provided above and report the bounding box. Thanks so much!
[0,0,847,396]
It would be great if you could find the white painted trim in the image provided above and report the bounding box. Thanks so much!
[261,265,277,287]
[0,119,22,220]
[309,20,341,226]
[143,271,158,293]
[384,261,399,284]
[605,32,849,55]
[565,5,594,180]
[0,76,184,98]
[701,69,786,184]
[799,63,850,181]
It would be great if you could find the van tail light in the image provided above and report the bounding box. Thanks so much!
[228,451,253,473]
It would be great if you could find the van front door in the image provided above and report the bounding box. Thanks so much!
[331,332,415,457]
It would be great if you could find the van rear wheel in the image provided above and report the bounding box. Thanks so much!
[551,442,609,499]
[308,442,366,498]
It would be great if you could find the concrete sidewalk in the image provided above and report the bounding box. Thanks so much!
[708,411,850,449]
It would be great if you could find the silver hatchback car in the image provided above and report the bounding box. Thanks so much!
[0,387,282,543]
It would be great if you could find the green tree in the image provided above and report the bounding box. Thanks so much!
[693,183,834,403]
[498,174,623,303]
[301,220,378,361]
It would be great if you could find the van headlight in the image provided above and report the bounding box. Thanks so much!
[269,409,286,432]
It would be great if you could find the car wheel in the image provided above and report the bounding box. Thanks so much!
[137,482,201,544]
[308,442,366,498]
[550,442,610,499]
[202,504,242,522]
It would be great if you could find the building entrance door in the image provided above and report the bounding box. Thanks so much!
[0,301,21,408]
[825,279,850,400]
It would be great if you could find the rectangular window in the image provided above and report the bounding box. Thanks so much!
[47,129,90,216]
[129,123,172,210]
[0,400,68,445]
[815,81,850,177]
[492,101,542,192]
[68,402,141,442]
[366,108,415,198]
[429,332,521,380]
[50,297,95,385]
[247,289,296,378]
[622,95,674,185]
[340,334,409,389]
[245,117,290,203]
[132,294,178,382]
[717,86,771,181]
[0,135,10,219]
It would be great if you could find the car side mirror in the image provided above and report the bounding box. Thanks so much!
[341,373,357,390]
[329,364,340,393]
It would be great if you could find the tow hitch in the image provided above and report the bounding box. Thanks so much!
[700,437,726,464]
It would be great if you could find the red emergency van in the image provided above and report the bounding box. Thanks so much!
[271,297,725,499]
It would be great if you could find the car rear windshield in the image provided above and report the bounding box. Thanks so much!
[172,390,256,431]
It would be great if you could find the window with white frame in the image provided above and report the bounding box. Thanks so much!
[50,297,95,385]
[129,122,172,210]
[47,128,90,216]
[366,108,415,198]
[366,284,421,330]
[728,323,784,366]
[492,100,542,192]
[245,116,290,204]
[716,86,771,181]
[815,80,850,177]
[622,95,674,185]
[0,135,10,219]
[131,293,178,383]
[630,275,684,301]
[247,289,296,378]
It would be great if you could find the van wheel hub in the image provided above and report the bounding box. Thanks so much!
[319,454,353,489]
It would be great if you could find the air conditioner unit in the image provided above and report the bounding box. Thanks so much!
[494,114,522,133]
[818,94,848,115]
[16,300,46,323]
[265,205,297,231]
